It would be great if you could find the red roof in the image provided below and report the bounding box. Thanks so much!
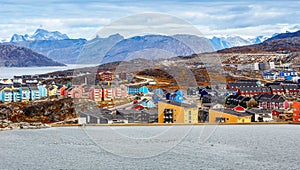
[234,106,245,112]
[133,105,144,110]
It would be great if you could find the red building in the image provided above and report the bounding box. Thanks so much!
[99,71,114,81]
[238,87,271,97]
[292,101,300,122]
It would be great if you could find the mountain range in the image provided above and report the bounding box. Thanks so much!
[2,28,297,65]
[8,29,87,64]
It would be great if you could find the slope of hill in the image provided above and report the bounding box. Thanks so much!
[0,44,65,67]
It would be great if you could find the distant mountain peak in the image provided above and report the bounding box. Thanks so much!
[10,28,70,42]
[266,30,300,42]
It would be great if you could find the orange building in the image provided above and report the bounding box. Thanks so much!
[292,101,300,122]
[158,100,198,124]
[209,106,252,123]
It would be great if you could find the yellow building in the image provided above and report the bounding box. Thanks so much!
[209,108,252,123]
[47,85,58,96]
[158,100,198,124]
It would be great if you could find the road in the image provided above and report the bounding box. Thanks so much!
[127,75,154,86]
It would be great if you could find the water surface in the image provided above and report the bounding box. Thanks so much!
[0,125,299,169]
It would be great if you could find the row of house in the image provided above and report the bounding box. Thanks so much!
[59,85,129,100]
[225,94,289,111]
[79,109,158,124]
[0,85,47,102]
[127,86,149,95]
[227,80,300,97]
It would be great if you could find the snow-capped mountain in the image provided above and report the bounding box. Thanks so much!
[248,36,269,44]
[10,29,69,42]
[209,35,269,50]
[218,30,300,53]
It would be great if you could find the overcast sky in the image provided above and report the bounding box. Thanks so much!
[1,0,300,41]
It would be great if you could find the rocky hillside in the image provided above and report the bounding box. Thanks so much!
[218,30,300,53]
[0,98,97,123]
[0,44,65,67]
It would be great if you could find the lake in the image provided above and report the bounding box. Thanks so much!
[0,125,299,169]
[0,64,98,79]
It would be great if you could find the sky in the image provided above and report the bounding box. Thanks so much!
[1,0,300,41]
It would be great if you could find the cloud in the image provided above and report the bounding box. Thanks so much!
[0,0,300,40]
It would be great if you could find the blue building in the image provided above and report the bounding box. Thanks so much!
[0,89,12,102]
[127,86,140,95]
[152,94,162,104]
[12,89,21,102]
[168,90,184,103]
[139,86,149,94]
[19,87,31,101]
[154,88,164,96]
[38,85,47,98]
[279,71,298,77]
[141,99,155,108]
[262,72,277,80]
[200,89,209,99]
[29,86,40,100]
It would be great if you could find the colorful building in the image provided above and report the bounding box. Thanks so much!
[139,86,149,94]
[47,85,58,96]
[166,90,184,103]
[209,106,252,123]
[292,101,300,122]
[29,86,40,100]
[38,85,47,98]
[20,87,31,101]
[141,99,155,108]
[158,100,198,124]
[99,71,114,81]
[127,86,140,95]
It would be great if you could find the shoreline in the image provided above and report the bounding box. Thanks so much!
[50,121,300,127]
[2,122,299,131]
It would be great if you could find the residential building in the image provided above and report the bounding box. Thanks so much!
[141,99,155,108]
[20,87,30,101]
[38,85,47,98]
[246,108,273,122]
[292,101,300,122]
[209,106,252,123]
[187,87,198,96]
[99,71,114,81]
[254,94,286,110]
[29,86,40,100]
[158,100,198,124]
[268,85,285,95]
[127,86,140,95]
[139,86,149,94]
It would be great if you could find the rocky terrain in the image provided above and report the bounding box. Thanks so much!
[0,98,98,127]
[0,44,65,67]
